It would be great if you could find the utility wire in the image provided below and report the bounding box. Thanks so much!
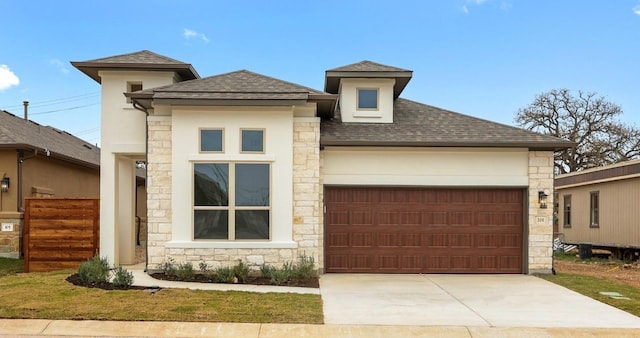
[30,102,99,115]
[2,92,100,110]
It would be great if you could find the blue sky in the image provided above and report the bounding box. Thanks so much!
[1,1,639,146]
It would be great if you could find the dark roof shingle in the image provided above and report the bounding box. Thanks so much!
[0,110,100,168]
[321,98,574,150]
[327,60,410,72]
[71,50,199,83]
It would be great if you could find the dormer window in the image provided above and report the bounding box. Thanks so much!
[357,88,378,110]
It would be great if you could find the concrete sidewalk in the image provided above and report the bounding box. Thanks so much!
[2,319,640,337]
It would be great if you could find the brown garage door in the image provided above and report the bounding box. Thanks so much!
[325,187,524,273]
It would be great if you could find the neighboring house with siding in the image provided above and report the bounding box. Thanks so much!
[0,110,100,258]
[555,160,640,260]
[72,50,573,274]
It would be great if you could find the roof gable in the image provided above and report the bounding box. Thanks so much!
[321,98,575,150]
[71,50,199,83]
[0,110,100,168]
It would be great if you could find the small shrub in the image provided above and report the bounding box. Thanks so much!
[292,253,316,281]
[112,266,134,288]
[214,266,236,283]
[175,262,195,280]
[270,266,292,285]
[233,260,249,283]
[159,257,177,276]
[78,254,110,284]
[260,264,276,279]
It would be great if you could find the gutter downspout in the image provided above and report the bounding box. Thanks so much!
[132,100,150,273]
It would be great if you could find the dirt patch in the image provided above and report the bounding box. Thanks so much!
[554,258,640,289]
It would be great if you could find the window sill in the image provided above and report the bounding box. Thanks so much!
[165,240,298,249]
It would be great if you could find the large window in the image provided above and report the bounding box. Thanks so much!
[590,191,599,228]
[357,88,378,109]
[563,195,571,228]
[194,163,270,240]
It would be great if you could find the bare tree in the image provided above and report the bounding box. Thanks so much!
[516,89,640,174]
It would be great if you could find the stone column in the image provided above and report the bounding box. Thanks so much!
[292,118,322,271]
[146,116,173,269]
[527,151,555,274]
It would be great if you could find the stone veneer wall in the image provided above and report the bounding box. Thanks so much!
[146,117,323,272]
[0,212,23,258]
[292,118,322,271]
[527,151,555,274]
[146,116,173,268]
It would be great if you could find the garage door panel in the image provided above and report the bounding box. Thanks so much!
[325,187,524,273]
[426,211,448,226]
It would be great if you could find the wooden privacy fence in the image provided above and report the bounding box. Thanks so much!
[24,198,99,272]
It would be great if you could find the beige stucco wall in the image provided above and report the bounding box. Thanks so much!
[339,78,395,123]
[322,147,530,186]
[146,108,322,272]
[98,70,177,266]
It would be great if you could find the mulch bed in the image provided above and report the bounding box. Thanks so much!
[66,273,150,291]
[66,273,319,290]
[149,273,320,288]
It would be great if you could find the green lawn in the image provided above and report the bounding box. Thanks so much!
[539,273,640,317]
[0,258,322,323]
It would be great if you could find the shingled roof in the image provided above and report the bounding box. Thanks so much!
[325,60,413,98]
[321,98,574,150]
[71,50,199,83]
[128,70,337,115]
[0,110,100,168]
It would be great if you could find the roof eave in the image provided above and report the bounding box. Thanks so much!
[153,98,310,107]
[324,71,413,98]
[319,139,575,151]
[0,144,99,169]
[71,61,200,84]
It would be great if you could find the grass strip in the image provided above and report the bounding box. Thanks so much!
[540,272,640,317]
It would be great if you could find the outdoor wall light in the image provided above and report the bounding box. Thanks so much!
[1,177,9,192]
[538,190,548,209]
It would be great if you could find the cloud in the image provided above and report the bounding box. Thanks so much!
[633,4,640,16]
[462,5,469,13]
[0,65,20,91]
[49,58,69,75]
[500,2,512,11]
[183,28,210,43]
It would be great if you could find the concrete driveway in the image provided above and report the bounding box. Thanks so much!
[320,274,640,328]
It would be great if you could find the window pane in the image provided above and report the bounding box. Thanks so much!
[194,163,229,206]
[242,130,264,152]
[236,210,269,239]
[358,89,378,109]
[201,129,223,152]
[194,210,228,239]
[236,164,269,206]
